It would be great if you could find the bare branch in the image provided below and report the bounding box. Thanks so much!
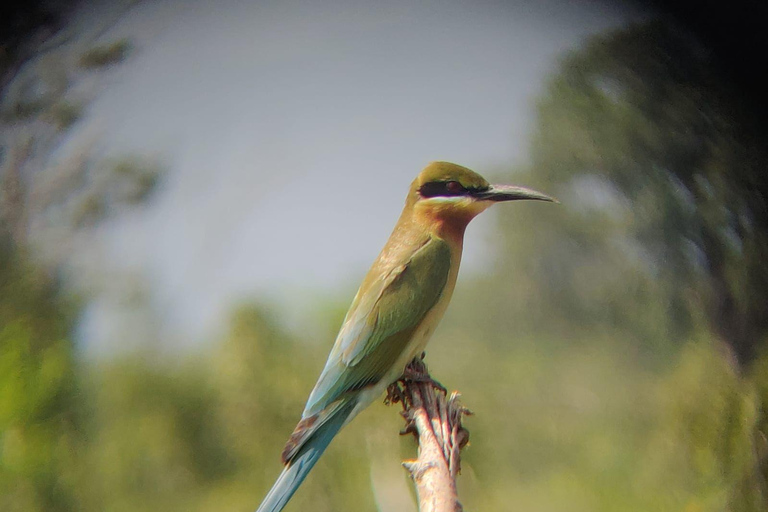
[387,358,471,512]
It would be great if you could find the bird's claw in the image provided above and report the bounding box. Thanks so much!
[384,381,405,405]
[401,365,447,394]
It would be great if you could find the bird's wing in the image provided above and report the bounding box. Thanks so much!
[302,236,452,417]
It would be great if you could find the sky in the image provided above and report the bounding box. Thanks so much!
[48,0,646,352]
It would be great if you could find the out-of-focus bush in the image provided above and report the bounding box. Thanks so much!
[78,40,132,70]
[0,240,79,512]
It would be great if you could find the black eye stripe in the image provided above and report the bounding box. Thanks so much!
[419,181,463,197]
[419,181,488,198]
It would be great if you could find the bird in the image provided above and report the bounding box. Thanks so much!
[256,161,556,512]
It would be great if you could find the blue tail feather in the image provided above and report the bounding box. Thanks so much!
[255,401,355,512]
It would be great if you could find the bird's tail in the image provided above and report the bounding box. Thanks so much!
[255,400,356,512]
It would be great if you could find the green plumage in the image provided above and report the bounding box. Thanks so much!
[305,236,452,415]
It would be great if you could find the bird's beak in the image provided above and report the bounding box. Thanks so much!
[473,184,558,203]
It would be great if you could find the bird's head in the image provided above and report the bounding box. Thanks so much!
[407,161,556,234]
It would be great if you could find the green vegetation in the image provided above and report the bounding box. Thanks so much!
[78,40,132,70]
[471,19,768,510]
[2,264,764,511]
[1,19,766,512]
[497,21,768,366]
[46,101,82,130]
[0,241,80,512]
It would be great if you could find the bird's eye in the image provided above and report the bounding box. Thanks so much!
[419,180,468,198]
[445,181,463,193]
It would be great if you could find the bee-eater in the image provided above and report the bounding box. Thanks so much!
[256,161,555,512]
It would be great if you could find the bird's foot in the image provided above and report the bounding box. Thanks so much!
[401,360,447,394]
[384,381,405,406]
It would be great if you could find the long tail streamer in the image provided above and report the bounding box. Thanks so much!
[255,401,355,512]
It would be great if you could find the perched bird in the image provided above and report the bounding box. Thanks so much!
[256,161,555,512]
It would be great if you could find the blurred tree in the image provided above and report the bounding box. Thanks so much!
[0,0,164,356]
[0,1,69,91]
[476,19,768,510]
[28,304,381,512]
[496,21,767,367]
[73,356,231,512]
[0,4,164,510]
[0,238,80,512]
[1,0,158,259]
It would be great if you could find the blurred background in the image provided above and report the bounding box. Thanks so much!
[2,0,767,511]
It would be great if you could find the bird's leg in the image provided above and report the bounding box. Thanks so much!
[385,382,418,436]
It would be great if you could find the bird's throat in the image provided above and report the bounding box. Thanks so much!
[412,207,470,246]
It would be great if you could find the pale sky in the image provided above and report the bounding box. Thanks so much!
[55,0,646,352]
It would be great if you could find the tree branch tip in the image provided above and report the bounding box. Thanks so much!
[394,357,470,510]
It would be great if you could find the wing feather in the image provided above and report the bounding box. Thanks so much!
[302,236,451,417]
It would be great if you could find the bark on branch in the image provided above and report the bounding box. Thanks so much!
[386,357,471,512]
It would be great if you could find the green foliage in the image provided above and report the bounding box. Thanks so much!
[53,154,164,229]
[503,21,768,365]
[3,246,766,511]
[78,40,132,69]
[0,241,79,512]
[72,358,231,512]
[46,101,82,130]
[456,18,768,510]
[25,305,377,512]
[4,98,48,121]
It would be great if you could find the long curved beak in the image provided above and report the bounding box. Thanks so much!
[473,184,558,203]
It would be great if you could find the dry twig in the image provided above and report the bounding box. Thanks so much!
[386,357,471,512]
